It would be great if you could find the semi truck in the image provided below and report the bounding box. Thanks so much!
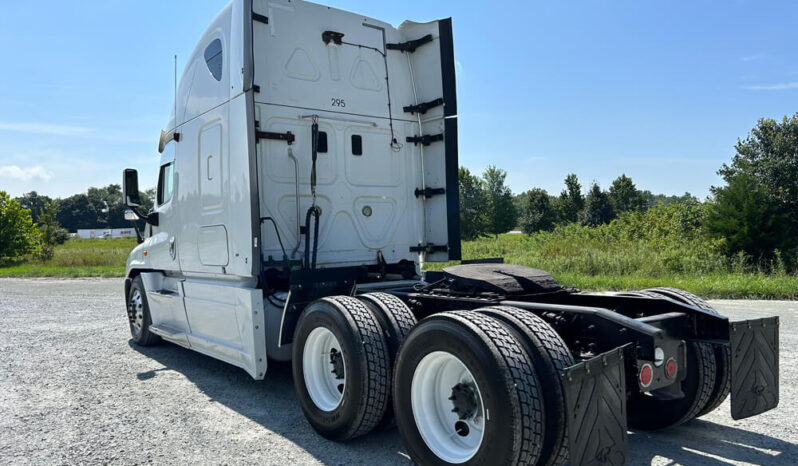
[121,1,780,464]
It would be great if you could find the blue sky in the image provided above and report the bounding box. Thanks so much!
[1,0,797,199]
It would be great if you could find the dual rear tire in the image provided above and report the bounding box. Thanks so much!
[292,296,572,465]
[622,288,731,430]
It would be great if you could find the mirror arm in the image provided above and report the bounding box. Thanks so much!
[128,219,144,244]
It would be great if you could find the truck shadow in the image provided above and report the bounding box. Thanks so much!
[129,340,411,465]
[129,341,796,465]
[628,420,798,465]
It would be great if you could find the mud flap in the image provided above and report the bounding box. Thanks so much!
[563,345,629,466]
[730,317,779,420]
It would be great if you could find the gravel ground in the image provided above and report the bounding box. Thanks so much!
[0,278,796,465]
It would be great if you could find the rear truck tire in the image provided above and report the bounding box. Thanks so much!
[622,290,717,430]
[393,310,545,465]
[291,296,390,441]
[127,276,161,346]
[358,292,417,429]
[476,306,575,466]
[643,287,731,417]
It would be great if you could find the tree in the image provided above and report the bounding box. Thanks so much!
[719,114,798,211]
[36,201,68,261]
[705,173,791,263]
[482,166,517,236]
[520,188,556,234]
[0,191,40,264]
[609,174,647,214]
[644,191,697,208]
[580,182,614,226]
[15,191,52,224]
[458,167,488,240]
[558,173,584,223]
[712,114,798,263]
[55,194,99,232]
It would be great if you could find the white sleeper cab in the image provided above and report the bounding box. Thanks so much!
[122,1,780,465]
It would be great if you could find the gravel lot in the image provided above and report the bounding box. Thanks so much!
[1,278,796,465]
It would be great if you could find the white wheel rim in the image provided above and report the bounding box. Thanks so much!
[302,327,346,411]
[411,351,485,463]
[129,290,144,336]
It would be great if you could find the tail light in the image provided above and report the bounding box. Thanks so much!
[639,363,654,388]
[665,358,677,379]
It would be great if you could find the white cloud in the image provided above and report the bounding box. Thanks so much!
[743,82,798,91]
[0,165,54,181]
[0,122,93,136]
[740,54,764,62]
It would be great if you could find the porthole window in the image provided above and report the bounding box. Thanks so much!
[204,39,223,81]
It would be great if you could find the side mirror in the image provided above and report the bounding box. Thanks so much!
[124,209,138,221]
[123,169,141,207]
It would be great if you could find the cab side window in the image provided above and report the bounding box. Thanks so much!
[157,162,174,205]
[204,39,223,81]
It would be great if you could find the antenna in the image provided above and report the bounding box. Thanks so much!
[173,54,178,129]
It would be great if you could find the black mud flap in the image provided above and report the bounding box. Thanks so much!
[730,317,779,420]
[563,345,629,466]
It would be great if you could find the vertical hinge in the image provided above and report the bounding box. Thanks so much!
[403,97,444,115]
[415,187,446,198]
[256,130,295,144]
[386,34,433,53]
[406,133,444,146]
[409,243,448,253]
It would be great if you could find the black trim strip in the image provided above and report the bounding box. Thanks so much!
[444,117,461,260]
[438,18,458,117]
[439,19,461,260]
[246,0,262,283]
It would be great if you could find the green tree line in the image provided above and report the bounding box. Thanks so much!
[0,185,154,264]
[460,114,798,271]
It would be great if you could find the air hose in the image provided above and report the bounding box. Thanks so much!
[304,205,321,269]
[304,117,321,270]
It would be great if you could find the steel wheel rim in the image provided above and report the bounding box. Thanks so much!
[303,327,346,411]
[411,351,485,463]
[129,289,144,336]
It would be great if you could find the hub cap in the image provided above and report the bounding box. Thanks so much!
[128,289,144,336]
[303,327,345,411]
[411,351,485,463]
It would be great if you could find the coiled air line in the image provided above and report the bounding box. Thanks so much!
[304,116,322,270]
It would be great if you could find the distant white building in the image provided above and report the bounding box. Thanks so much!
[76,228,136,239]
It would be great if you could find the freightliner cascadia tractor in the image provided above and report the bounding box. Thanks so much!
[121,1,780,464]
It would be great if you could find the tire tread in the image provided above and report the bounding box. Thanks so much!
[324,296,391,438]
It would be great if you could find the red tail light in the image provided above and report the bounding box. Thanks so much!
[665,358,677,379]
[639,363,653,388]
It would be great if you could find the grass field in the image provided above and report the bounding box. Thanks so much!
[1,234,796,299]
[0,238,134,278]
[426,233,798,299]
